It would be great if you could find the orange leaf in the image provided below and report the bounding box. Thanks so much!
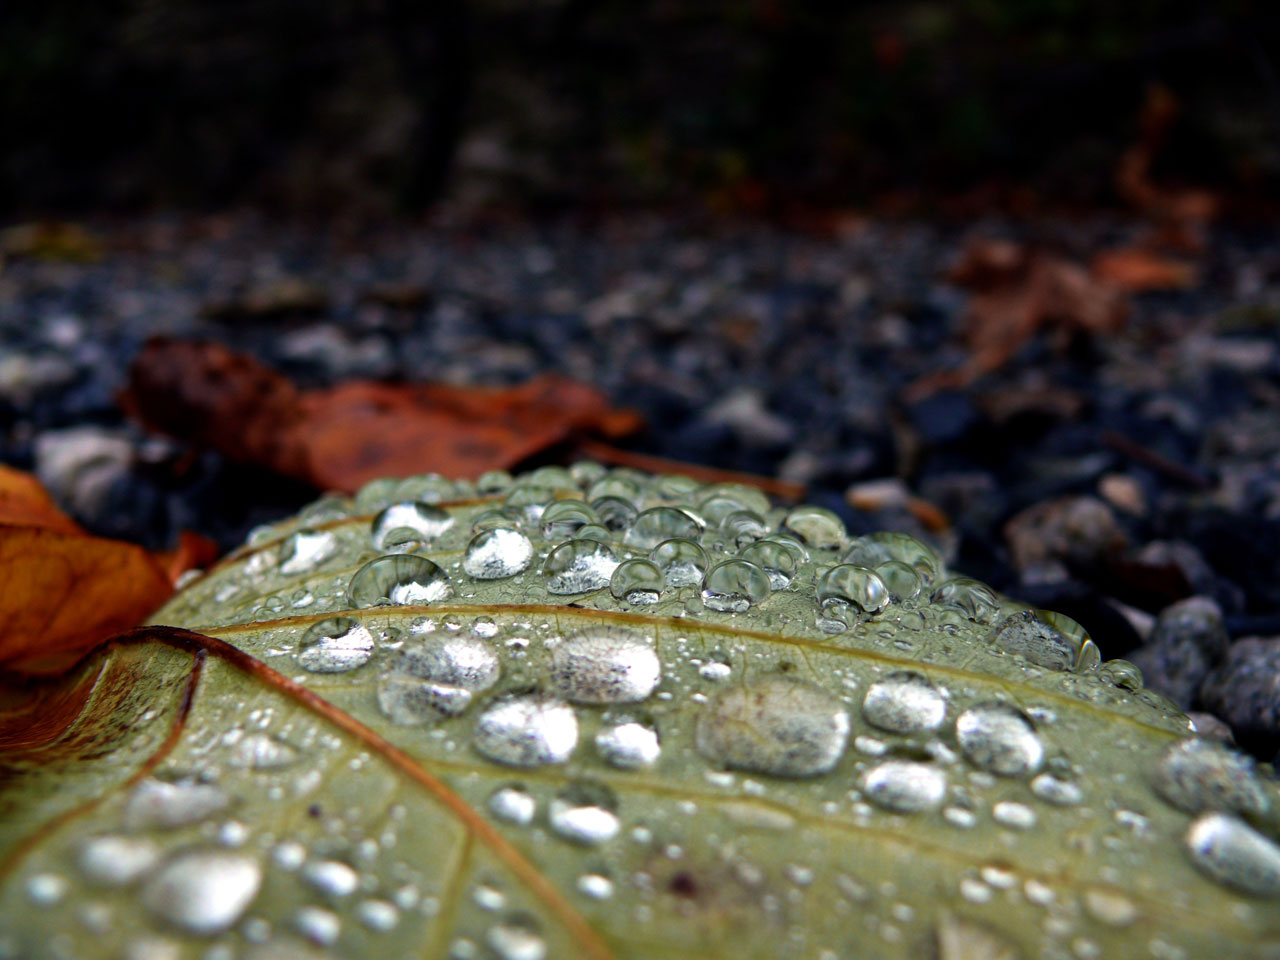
[1091,247,1199,292]
[0,464,84,536]
[0,527,173,677]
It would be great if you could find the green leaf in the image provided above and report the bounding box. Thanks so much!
[3,468,1279,960]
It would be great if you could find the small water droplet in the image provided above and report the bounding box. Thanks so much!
[474,696,579,766]
[124,779,232,831]
[357,898,399,932]
[140,850,261,934]
[543,539,619,594]
[590,495,639,531]
[278,529,339,576]
[863,760,947,812]
[25,874,67,906]
[721,509,768,546]
[955,703,1044,777]
[298,616,376,673]
[577,874,614,900]
[541,500,598,539]
[1031,773,1084,806]
[783,505,847,548]
[1152,739,1269,817]
[1185,813,1280,897]
[463,527,534,579]
[549,783,620,845]
[931,578,1001,624]
[650,538,709,588]
[226,731,298,769]
[873,560,921,601]
[302,859,359,897]
[739,539,800,590]
[489,785,538,825]
[992,801,1037,829]
[596,719,661,768]
[1099,659,1144,690]
[348,555,452,607]
[695,675,850,778]
[79,836,160,886]
[701,559,771,612]
[816,564,889,615]
[624,506,703,549]
[371,501,454,551]
[294,905,341,945]
[551,628,661,703]
[487,916,546,960]
[609,558,664,605]
[1082,888,1139,927]
[861,671,947,733]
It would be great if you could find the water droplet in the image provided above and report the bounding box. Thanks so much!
[992,801,1037,829]
[541,500,598,539]
[650,537,709,588]
[295,906,341,945]
[489,785,537,825]
[739,539,800,590]
[1152,739,1269,817]
[1031,773,1084,806]
[505,484,557,520]
[357,898,399,932]
[577,874,614,899]
[348,555,452,606]
[1099,659,1144,690]
[302,859,359,897]
[873,561,921,601]
[24,874,66,906]
[377,636,500,724]
[226,731,298,769]
[549,783,620,845]
[931,578,1001,624]
[124,780,232,831]
[699,652,733,680]
[79,836,160,886]
[550,628,661,703]
[783,505,847,549]
[862,671,947,733]
[955,703,1044,777]
[140,850,261,934]
[624,506,703,549]
[278,529,339,576]
[477,470,514,495]
[463,528,534,579]
[986,611,1077,671]
[371,501,454,551]
[543,539,619,594]
[590,495,639,531]
[701,559,771,612]
[1185,813,1280,897]
[695,675,850,777]
[298,616,376,673]
[474,696,578,766]
[816,564,889,615]
[610,558,665,605]
[299,494,352,526]
[863,760,947,812]
[596,719,661,768]
[487,916,546,960]
[721,509,768,545]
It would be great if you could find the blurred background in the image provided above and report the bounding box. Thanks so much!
[3,0,1279,216]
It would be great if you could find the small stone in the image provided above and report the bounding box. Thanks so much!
[1199,636,1280,744]
[1130,597,1228,710]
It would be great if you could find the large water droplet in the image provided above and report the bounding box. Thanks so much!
[298,616,376,673]
[79,836,160,886]
[543,539,619,594]
[721,509,768,546]
[550,628,661,703]
[931,578,1001,624]
[863,760,947,812]
[590,495,639,532]
[650,538,709,588]
[371,501,454,551]
[701,559,772,612]
[474,696,579,766]
[124,780,232,831]
[140,850,262,934]
[505,484,557,520]
[695,675,850,778]
[609,558,664,605]
[783,505,846,548]
[955,703,1044,777]
[986,611,1077,671]
[541,500,598,540]
[862,671,947,733]
[1152,739,1269,817]
[596,719,660,768]
[1185,813,1280,897]
[377,636,500,724]
[623,506,703,549]
[865,532,942,583]
[348,555,452,607]
[739,539,799,590]
[463,528,534,579]
[816,564,889,615]
[873,560,921,601]
[278,529,339,576]
[548,783,620,845]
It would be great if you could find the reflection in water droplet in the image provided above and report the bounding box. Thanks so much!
[862,671,948,733]
[549,783,620,845]
[610,558,665,605]
[739,539,799,590]
[650,538,709,588]
[278,529,339,576]
[624,506,703,549]
[784,505,846,548]
[377,636,500,724]
[543,539,619,594]
[371,501,454,551]
[489,785,537,825]
[550,628,661,703]
[931,578,1000,624]
[816,565,889,615]
[463,528,534,580]
[487,916,547,960]
[124,780,232,831]
[474,696,579,766]
[1185,813,1280,897]
[140,850,262,934]
[596,720,661,768]
[695,675,850,778]
[1152,739,1269,817]
[873,561,921,601]
[955,703,1044,777]
[702,559,772,613]
[298,616,376,673]
[348,555,452,607]
[863,760,946,812]
[79,836,159,886]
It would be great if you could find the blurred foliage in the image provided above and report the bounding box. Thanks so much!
[1,0,1277,212]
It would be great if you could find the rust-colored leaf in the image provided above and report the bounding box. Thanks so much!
[121,337,643,492]
[0,465,84,536]
[1091,247,1199,292]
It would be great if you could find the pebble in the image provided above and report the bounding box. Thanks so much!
[1129,597,1229,710]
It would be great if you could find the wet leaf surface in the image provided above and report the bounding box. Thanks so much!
[2,467,1279,959]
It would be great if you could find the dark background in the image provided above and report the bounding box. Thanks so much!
[4,0,1279,216]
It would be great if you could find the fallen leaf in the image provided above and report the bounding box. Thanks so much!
[0,464,84,535]
[0,467,1267,958]
[120,337,643,492]
[1091,247,1199,292]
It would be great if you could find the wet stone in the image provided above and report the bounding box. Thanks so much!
[1130,597,1229,710]
[463,528,534,580]
[298,616,376,673]
[140,849,262,935]
[474,696,579,767]
[695,675,850,778]
[550,628,661,704]
[954,703,1044,777]
[1199,636,1280,743]
[861,671,947,733]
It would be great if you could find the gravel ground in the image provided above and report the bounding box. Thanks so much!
[3,211,1279,758]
